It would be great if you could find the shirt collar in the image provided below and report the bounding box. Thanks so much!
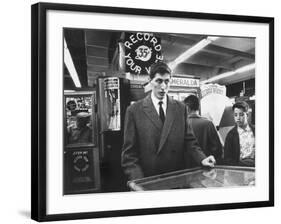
[151,93,167,116]
[151,92,167,107]
[188,112,201,118]
[237,124,251,134]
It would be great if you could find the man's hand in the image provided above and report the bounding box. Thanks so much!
[128,182,144,191]
[201,155,216,168]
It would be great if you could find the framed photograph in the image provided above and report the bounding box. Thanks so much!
[31,2,274,222]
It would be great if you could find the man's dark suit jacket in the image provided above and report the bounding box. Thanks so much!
[188,114,223,165]
[223,124,255,167]
[121,95,206,181]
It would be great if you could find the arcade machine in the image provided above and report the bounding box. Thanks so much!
[128,166,255,191]
[63,91,100,194]
[97,76,130,192]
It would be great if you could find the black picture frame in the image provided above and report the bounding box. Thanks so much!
[31,2,274,222]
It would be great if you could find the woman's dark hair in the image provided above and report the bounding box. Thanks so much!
[232,101,249,112]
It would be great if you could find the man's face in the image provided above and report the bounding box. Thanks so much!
[233,107,248,128]
[150,73,171,100]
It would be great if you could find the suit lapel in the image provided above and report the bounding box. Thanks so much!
[142,95,163,130]
[157,97,176,154]
[233,126,241,161]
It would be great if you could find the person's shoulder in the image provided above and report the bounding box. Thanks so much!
[202,117,217,126]
[126,97,146,112]
[169,97,185,108]
[226,126,237,136]
[197,116,211,122]
[191,116,215,129]
[199,117,215,126]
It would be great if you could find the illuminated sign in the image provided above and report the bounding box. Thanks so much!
[170,77,200,88]
[124,32,163,75]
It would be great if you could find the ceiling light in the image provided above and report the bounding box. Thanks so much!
[207,36,220,41]
[64,90,76,93]
[64,38,81,88]
[236,63,255,73]
[168,36,219,70]
[201,63,255,84]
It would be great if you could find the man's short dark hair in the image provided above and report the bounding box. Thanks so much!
[232,101,249,112]
[149,61,171,79]
[184,94,200,111]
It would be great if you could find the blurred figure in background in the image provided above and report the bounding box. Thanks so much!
[184,95,223,165]
[67,112,92,144]
[223,101,255,167]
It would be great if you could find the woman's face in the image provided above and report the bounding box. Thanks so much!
[233,107,248,128]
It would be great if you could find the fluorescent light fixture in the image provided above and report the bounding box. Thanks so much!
[168,36,219,70]
[236,63,255,73]
[64,38,81,88]
[201,63,255,84]
[64,90,76,93]
[207,36,220,41]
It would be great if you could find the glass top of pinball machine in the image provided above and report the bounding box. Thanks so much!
[128,166,255,191]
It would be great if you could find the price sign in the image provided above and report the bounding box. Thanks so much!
[124,32,163,75]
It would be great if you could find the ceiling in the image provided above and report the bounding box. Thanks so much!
[64,28,255,89]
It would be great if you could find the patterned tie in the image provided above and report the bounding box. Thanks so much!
[159,101,165,124]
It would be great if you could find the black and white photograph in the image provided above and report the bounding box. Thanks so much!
[2,0,281,224]
[30,2,274,222]
[62,28,256,194]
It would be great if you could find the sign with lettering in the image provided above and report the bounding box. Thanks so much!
[104,77,119,90]
[200,84,230,127]
[170,77,200,88]
[124,32,163,75]
[201,84,226,98]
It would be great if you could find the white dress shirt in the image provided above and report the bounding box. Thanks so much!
[151,93,167,116]
[237,125,255,160]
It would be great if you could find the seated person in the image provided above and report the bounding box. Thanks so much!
[223,101,255,167]
[67,112,92,144]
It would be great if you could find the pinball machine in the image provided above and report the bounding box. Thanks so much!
[128,166,255,191]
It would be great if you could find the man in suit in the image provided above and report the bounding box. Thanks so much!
[184,95,223,165]
[121,62,216,181]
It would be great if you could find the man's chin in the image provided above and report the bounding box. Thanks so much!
[158,93,166,99]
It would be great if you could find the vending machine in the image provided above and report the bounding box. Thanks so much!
[97,77,130,192]
[63,91,100,194]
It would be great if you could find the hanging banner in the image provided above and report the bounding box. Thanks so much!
[124,32,163,75]
[200,83,233,127]
[201,83,226,98]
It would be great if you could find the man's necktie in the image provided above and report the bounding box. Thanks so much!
[159,101,165,124]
